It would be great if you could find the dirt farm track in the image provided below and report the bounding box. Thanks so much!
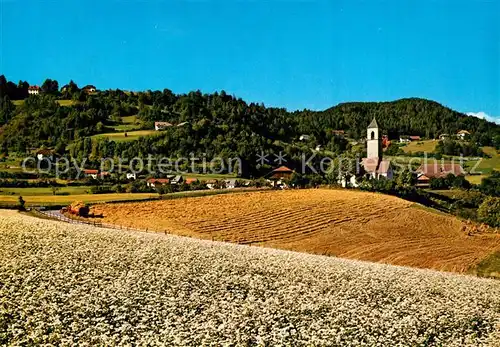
[92,189,500,273]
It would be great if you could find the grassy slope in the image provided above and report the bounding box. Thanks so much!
[0,186,91,196]
[401,140,437,153]
[0,193,159,206]
[90,130,157,142]
[12,99,77,107]
[472,251,500,279]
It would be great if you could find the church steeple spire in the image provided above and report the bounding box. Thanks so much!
[368,117,378,129]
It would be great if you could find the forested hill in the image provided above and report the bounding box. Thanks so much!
[300,98,497,142]
[0,76,499,166]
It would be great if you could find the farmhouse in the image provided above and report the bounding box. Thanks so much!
[456,130,470,140]
[206,179,217,189]
[399,136,411,143]
[185,177,198,184]
[224,179,237,189]
[82,85,96,94]
[28,85,40,95]
[170,175,183,185]
[416,163,465,187]
[154,121,173,131]
[269,166,294,180]
[83,169,99,179]
[382,135,391,148]
[147,178,170,188]
[266,166,294,188]
[36,149,55,161]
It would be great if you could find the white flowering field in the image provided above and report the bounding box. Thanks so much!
[0,210,499,346]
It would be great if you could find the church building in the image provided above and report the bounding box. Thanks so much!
[361,118,393,180]
[340,118,393,187]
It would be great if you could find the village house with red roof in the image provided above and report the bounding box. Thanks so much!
[28,85,40,95]
[416,163,465,187]
[146,178,170,188]
[154,121,173,131]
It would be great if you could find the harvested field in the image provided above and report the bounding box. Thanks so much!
[92,189,500,273]
[1,210,499,345]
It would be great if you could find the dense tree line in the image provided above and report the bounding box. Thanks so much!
[1,75,500,177]
[435,139,483,157]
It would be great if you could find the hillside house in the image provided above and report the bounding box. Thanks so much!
[206,179,217,189]
[36,149,55,161]
[83,169,99,179]
[154,121,173,131]
[416,163,465,187]
[269,166,294,180]
[28,86,40,95]
[82,85,96,94]
[382,135,391,149]
[146,178,170,188]
[399,136,411,143]
[171,175,183,185]
[457,130,470,140]
[331,130,345,137]
[299,135,310,141]
[185,177,198,185]
[126,173,137,180]
[267,166,294,189]
[224,179,237,189]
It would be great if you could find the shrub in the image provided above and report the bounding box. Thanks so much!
[478,197,500,227]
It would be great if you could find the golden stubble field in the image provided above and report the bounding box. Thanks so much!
[92,189,500,272]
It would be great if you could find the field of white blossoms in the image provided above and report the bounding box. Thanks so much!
[0,210,499,346]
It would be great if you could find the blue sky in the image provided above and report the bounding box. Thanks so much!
[0,0,498,120]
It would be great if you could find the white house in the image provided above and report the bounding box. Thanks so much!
[126,173,137,180]
[299,135,310,141]
[28,86,40,95]
[171,175,183,185]
[82,85,96,94]
[457,130,470,140]
[146,178,170,188]
[154,121,173,131]
[399,136,411,143]
[36,149,54,161]
[224,179,237,189]
[83,169,99,180]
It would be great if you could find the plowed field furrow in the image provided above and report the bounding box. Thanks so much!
[92,189,500,272]
[194,211,341,234]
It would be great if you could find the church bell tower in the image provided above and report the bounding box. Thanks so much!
[366,117,382,160]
